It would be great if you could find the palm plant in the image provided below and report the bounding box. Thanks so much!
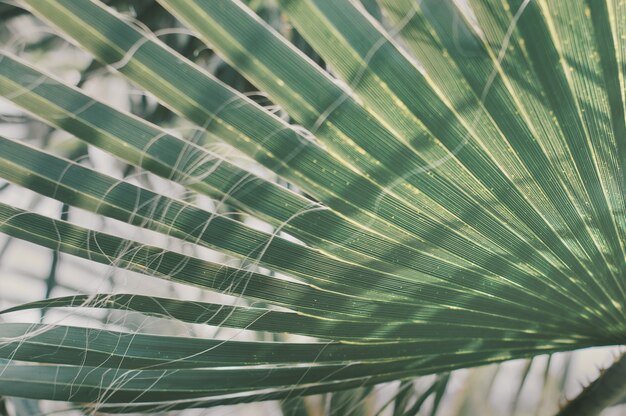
[0,0,624,414]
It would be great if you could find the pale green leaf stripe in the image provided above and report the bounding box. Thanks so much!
[21,0,600,322]
[0,323,586,369]
[156,0,612,322]
[378,0,625,311]
[0,138,590,322]
[271,0,622,320]
[0,54,573,315]
[2,294,599,342]
[1,201,591,335]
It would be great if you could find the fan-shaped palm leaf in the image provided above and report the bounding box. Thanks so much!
[0,0,623,413]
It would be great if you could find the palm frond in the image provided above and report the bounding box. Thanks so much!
[0,0,623,413]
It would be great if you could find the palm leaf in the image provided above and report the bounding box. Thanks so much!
[0,0,624,413]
